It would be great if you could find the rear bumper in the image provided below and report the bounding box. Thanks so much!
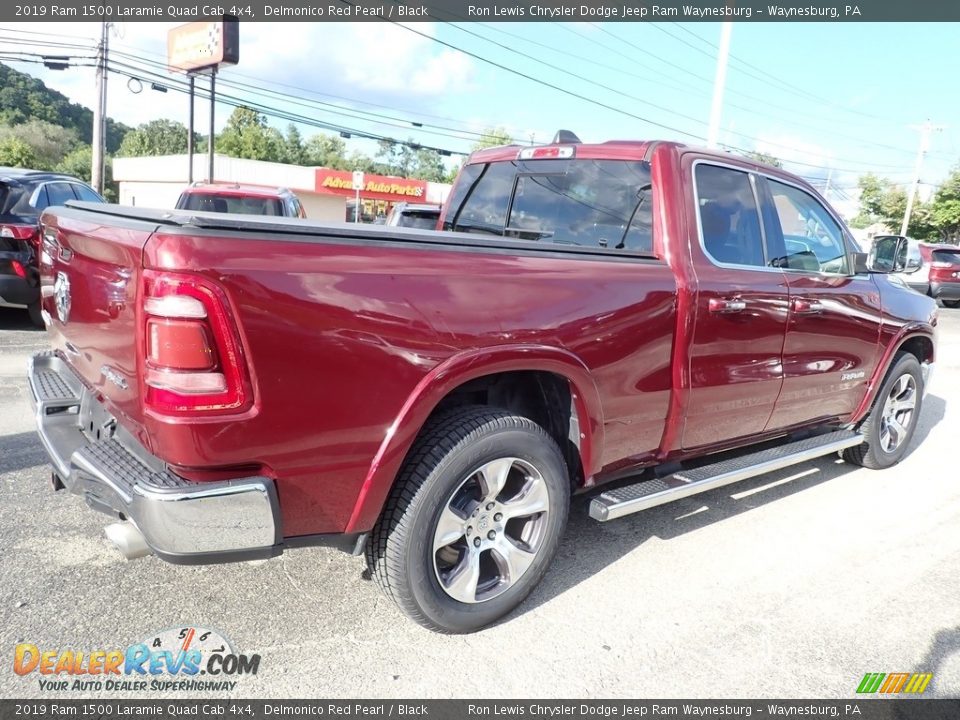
[29,352,282,563]
[930,281,960,301]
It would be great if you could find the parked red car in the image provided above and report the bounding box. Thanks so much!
[876,237,960,308]
[176,182,307,218]
[31,138,936,632]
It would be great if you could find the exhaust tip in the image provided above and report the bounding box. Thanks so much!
[104,521,152,560]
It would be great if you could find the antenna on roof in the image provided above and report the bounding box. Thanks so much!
[552,130,581,144]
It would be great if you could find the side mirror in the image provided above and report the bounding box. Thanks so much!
[867,235,908,273]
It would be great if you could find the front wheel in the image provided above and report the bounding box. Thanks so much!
[367,406,570,633]
[940,299,960,309]
[843,353,923,469]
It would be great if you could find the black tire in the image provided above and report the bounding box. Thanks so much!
[940,299,960,309]
[843,353,924,469]
[366,405,570,633]
[27,301,44,329]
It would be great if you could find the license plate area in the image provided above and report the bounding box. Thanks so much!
[78,389,118,443]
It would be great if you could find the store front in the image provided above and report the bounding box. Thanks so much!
[315,169,448,223]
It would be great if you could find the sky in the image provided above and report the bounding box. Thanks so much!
[1,20,958,218]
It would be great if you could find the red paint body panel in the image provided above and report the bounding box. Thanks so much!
[38,142,938,542]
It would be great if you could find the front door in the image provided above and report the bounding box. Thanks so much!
[759,176,882,430]
[682,161,790,450]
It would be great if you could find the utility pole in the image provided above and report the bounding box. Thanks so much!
[91,21,110,194]
[901,120,945,237]
[706,21,732,149]
[824,168,833,201]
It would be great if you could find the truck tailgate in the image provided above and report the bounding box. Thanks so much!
[39,207,156,444]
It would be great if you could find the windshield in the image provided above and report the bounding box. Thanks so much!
[179,192,284,216]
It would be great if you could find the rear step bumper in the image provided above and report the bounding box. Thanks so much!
[590,430,864,522]
[28,352,282,563]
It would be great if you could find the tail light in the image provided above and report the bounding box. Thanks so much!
[141,270,253,416]
[0,224,39,242]
[10,260,25,278]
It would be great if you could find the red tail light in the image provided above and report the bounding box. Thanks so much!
[10,260,25,278]
[141,270,253,416]
[0,224,39,241]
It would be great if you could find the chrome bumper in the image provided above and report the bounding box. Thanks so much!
[28,352,281,563]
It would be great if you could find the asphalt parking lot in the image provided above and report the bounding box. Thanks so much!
[1,304,958,700]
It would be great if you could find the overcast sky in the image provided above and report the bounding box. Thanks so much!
[1,20,957,215]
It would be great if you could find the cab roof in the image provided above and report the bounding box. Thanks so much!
[181,182,295,198]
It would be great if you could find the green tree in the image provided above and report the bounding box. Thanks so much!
[118,119,193,157]
[470,127,513,152]
[744,150,783,168]
[215,107,285,162]
[930,165,960,242]
[0,63,129,151]
[304,133,349,168]
[55,145,93,182]
[282,124,306,165]
[0,136,38,167]
[0,120,80,169]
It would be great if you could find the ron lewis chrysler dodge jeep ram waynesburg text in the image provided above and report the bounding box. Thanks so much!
[30,136,936,633]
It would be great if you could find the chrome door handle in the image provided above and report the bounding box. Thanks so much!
[792,298,824,314]
[709,298,746,314]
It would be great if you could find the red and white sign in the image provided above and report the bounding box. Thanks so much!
[316,170,427,203]
[167,18,239,73]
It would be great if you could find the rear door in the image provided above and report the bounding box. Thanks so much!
[681,161,790,450]
[759,176,882,429]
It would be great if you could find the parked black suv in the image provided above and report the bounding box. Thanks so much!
[0,168,104,327]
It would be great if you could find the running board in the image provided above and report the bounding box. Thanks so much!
[589,430,864,522]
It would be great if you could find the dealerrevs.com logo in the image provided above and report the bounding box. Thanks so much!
[14,626,260,692]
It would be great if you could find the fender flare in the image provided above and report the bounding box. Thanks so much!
[344,344,604,533]
[850,325,935,424]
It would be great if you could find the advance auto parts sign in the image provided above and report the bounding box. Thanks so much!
[167,18,239,73]
[316,170,427,202]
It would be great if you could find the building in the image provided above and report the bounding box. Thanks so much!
[112,154,451,222]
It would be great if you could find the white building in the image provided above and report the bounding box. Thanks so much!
[112,154,451,223]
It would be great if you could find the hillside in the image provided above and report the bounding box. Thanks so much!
[0,62,129,152]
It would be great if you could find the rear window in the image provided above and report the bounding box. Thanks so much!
[0,181,33,216]
[932,249,960,265]
[444,158,654,254]
[396,211,439,229]
[179,192,284,216]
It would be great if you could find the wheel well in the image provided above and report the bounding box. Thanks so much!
[430,370,585,490]
[898,335,934,365]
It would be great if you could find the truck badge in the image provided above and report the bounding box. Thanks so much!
[54,271,71,324]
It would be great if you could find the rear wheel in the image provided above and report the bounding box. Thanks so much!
[940,299,960,308]
[843,353,923,469]
[367,405,570,633]
[27,301,44,329]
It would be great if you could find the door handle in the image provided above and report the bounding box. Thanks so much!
[792,298,824,314]
[709,298,746,314]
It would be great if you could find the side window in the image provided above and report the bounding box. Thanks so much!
[443,162,514,234]
[72,184,103,202]
[694,164,765,267]
[767,180,849,274]
[46,182,76,207]
[29,185,49,211]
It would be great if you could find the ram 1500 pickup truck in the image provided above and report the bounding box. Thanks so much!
[30,138,937,633]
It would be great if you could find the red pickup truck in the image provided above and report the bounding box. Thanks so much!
[31,138,936,633]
